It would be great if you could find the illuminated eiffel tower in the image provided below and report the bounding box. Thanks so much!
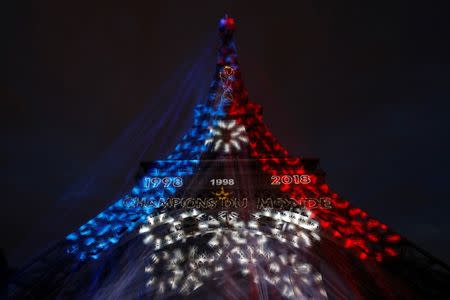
[8,15,450,299]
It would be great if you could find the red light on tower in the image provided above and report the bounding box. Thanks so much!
[220,14,235,30]
[219,15,236,42]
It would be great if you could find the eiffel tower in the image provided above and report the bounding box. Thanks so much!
[7,15,450,299]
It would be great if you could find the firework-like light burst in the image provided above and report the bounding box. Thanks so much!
[139,209,327,299]
[205,120,249,153]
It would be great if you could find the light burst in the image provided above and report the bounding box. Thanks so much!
[140,209,326,299]
[205,120,249,153]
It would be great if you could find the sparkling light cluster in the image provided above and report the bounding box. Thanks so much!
[205,120,249,153]
[140,209,326,298]
[140,209,319,252]
[65,105,223,260]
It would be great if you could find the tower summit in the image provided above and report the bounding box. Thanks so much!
[219,14,236,40]
[8,16,450,299]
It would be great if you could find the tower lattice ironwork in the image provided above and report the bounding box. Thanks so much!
[7,15,450,299]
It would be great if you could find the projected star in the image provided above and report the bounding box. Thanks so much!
[204,120,248,153]
[212,187,230,201]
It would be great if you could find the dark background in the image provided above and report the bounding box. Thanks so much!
[3,0,450,268]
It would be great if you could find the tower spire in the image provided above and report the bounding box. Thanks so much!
[219,14,236,43]
[207,15,251,114]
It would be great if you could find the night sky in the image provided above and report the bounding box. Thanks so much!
[3,1,450,268]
